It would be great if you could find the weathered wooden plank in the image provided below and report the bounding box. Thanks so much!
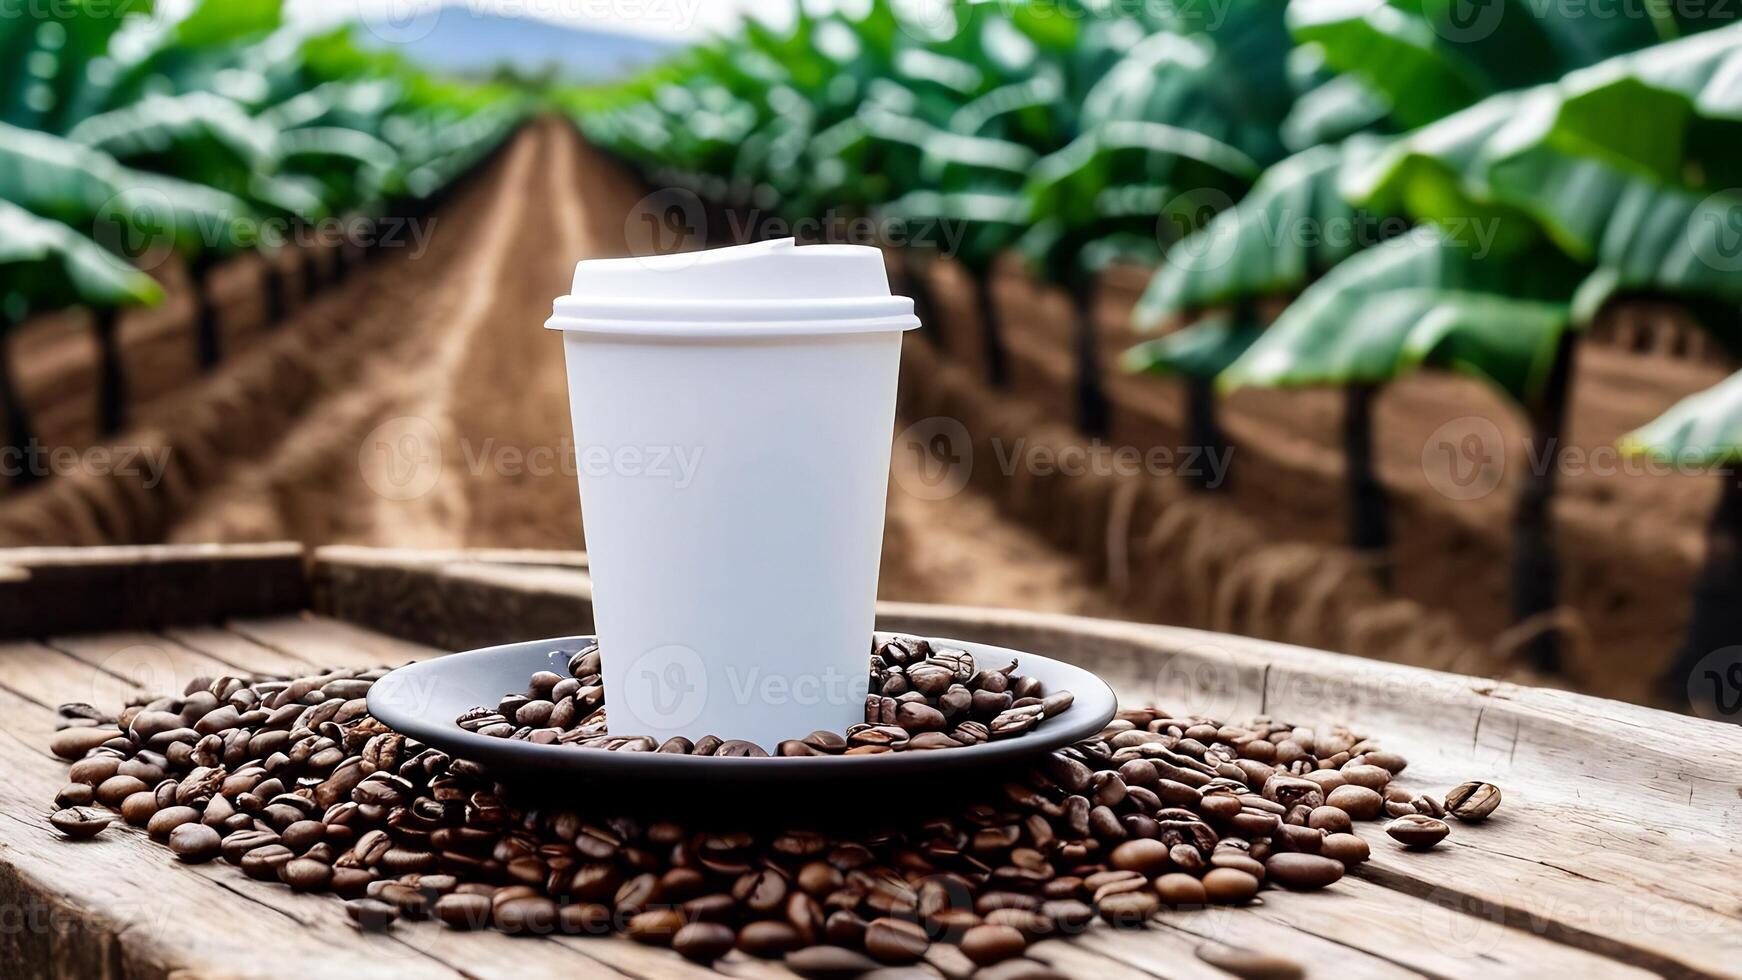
[311,546,593,652]
[228,614,441,668]
[160,624,333,676]
[0,683,463,980]
[0,543,307,638]
[0,631,640,980]
[47,631,258,706]
[183,620,791,980]
[868,603,1742,977]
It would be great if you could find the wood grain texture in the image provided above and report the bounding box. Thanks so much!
[0,543,307,638]
[0,545,1735,978]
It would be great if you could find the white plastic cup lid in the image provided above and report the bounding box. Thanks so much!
[545,238,921,337]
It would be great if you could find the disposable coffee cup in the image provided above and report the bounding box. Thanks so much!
[545,238,919,749]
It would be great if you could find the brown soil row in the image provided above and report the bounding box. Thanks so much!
[0,122,540,546]
[916,256,1727,704]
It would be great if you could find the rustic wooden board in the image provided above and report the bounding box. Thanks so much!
[0,545,1735,979]
[0,543,308,637]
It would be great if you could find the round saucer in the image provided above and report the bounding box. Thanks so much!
[367,632,1117,782]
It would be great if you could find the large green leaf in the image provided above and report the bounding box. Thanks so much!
[0,198,162,319]
[1135,136,1391,326]
[1345,27,1742,317]
[880,189,1030,272]
[1124,313,1266,378]
[0,0,153,132]
[1620,370,1742,467]
[1221,231,1583,402]
[0,121,250,256]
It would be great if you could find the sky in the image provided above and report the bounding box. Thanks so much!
[280,0,815,41]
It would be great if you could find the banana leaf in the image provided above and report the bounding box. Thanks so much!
[1221,230,1585,402]
[1620,370,1742,466]
[274,126,401,210]
[1124,313,1266,377]
[1080,28,1290,167]
[0,199,163,316]
[0,0,153,133]
[0,121,251,257]
[1346,27,1742,317]
[1136,136,1391,327]
[879,189,1031,273]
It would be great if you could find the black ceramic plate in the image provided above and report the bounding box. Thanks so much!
[367,632,1117,782]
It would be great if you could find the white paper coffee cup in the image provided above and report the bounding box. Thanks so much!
[545,239,919,749]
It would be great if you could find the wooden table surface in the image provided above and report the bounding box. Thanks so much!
[0,545,1738,979]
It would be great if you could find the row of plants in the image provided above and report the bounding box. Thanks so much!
[0,0,528,477]
[573,0,1742,704]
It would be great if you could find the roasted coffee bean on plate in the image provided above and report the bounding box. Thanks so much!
[456,637,1077,754]
[44,660,1480,967]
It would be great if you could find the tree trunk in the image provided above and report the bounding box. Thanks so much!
[0,331,40,488]
[1510,331,1576,673]
[1663,472,1742,715]
[1070,276,1109,437]
[93,308,127,436]
[1184,375,1228,492]
[973,270,1008,389]
[191,253,222,369]
[263,252,290,326]
[1344,383,1392,585]
[904,250,939,345]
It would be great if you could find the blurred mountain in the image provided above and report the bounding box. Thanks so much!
[359,9,677,82]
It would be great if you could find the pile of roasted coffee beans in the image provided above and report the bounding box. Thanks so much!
[458,637,1075,755]
[48,654,1500,973]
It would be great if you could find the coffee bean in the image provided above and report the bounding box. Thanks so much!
[1153,873,1207,907]
[671,921,735,961]
[1385,814,1451,849]
[1326,784,1383,820]
[145,805,199,839]
[434,892,491,930]
[738,920,803,958]
[95,775,147,808]
[1195,942,1306,980]
[785,945,881,978]
[50,807,111,840]
[1445,781,1501,822]
[53,783,94,809]
[50,726,119,760]
[1265,853,1344,890]
[345,898,398,932]
[1109,838,1170,877]
[1096,890,1159,926]
[959,923,1026,965]
[626,908,684,945]
[1320,833,1369,865]
[1202,868,1260,905]
[864,916,928,963]
[494,895,558,934]
[241,844,295,880]
[281,857,332,891]
[169,823,222,863]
